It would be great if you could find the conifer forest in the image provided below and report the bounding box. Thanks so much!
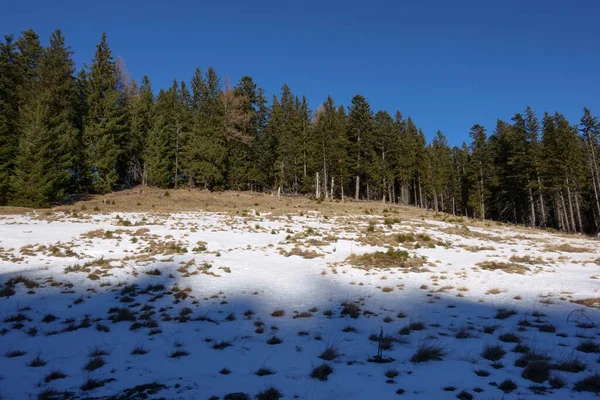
[2,29,600,234]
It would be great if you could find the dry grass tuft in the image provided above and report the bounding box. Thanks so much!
[477,261,529,274]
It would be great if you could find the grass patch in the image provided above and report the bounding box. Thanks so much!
[84,356,106,371]
[310,363,334,381]
[577,340,600,353]
[521,360,550,383]
[477,261,528,274]
[574,374,600,394]
[256,387,283,400]
[494,307,517,320]
[44,370,66,383]
[498,379,517,393]
[346,248,424,271]
[481,344,505,361]
[255,367,275,376]
[410,343,445,363]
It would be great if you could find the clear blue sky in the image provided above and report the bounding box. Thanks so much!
[3,0,599,145]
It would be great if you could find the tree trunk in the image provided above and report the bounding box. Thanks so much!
[452,196,456,216]
[341,183,344,202]
[433,188,439,212]
[331,176,334,199]
[559,191,570,232]
[528,187,536,228]
[565,178,577,232]
[479,167,485,220]
[316,172,320,199]
[355,175,360,200]
[537,176,546,227]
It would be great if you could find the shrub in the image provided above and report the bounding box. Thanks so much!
[410,343,445,363]
[219,368,231,375]
[311,363,333,381]
[481,344,505,361]
[474,369,490,377]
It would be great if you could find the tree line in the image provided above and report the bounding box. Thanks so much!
[1,29,599,233]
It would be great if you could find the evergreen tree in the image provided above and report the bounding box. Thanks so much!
[83,33,127,193]
[467,124,493,219]
[346,94,374,200]
[0,35,20,204]
[186,67,226,190]
[428,131,453,211]
[372,110,396,202]
[311,96,348,199]
[146,82,179,187]
[10,29,76,206]
[580,108,600,228]
[128,75,154,186]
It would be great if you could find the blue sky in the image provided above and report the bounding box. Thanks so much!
[3,0,599,145]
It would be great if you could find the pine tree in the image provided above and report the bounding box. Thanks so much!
[10,29,76,206]
[83,33,128,193]
[185,67,226,190]
[128,75,154,186]
[372,110,396,202]
[467,124,493,219]
[428,131,453,212]
[0,34,20,204]
[580,108,600,228]
[346,94,374,200]
[146,82,179,187]
[311,96,349,199]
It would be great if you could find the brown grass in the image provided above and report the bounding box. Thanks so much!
[544,243,591,253]
[571,298,600,309]
[477,261,529,274]
[346,248,425,271]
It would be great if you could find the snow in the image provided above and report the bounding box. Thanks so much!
[0,209,599,399]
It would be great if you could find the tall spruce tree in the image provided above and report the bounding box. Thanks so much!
[10,29,76,206]
[0,35,20,204]
[346,95,374,200]
[83,33,127,193]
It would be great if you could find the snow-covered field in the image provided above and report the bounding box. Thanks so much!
[0,206,599,399]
